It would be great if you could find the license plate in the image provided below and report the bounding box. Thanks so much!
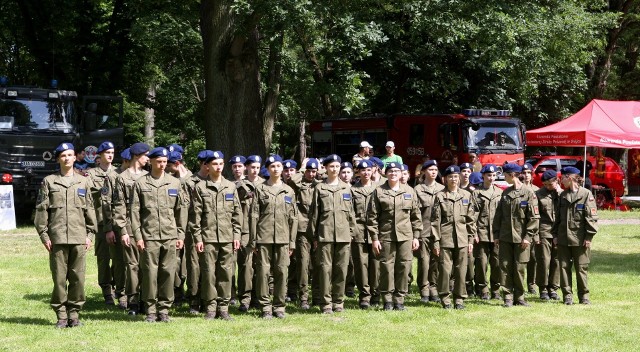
[21,161,45,168]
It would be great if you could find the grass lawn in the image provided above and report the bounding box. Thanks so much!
[1,212,639,351]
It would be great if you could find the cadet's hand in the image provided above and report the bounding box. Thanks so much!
[553,238,558,246]
[411,239,419,251]
[474,236,479,244]
[468,243,473,254]
[289,248,294,257]
[85,238,92,250]
[136,240,145,251]
[233,240,241,251]
[584,240,591,248]
[433,247,440,257]
[105,231,116,245]
[43,240,52,252]
[122,234,131,247]
[196,242,204,253]
[176,240,184,250]
[372,240,382,256]
[313,241,318,250]
[494,239,500,247]
[520,239,530,249]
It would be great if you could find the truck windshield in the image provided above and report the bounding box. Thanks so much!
[0,99,76,132]
[466,121,523,150]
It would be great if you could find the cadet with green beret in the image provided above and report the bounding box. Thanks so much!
[189,151,242,320]
[494,163,540,307]
[552,166,598,305]
[308,154,357,314]
[249,155,298,319]
[367,162,422,311]
[535,170,561,301]
[131,147,188,323]
[413,159,445,303]
[113,142,150,315]
[35,142,98,328]
[86,141,119,305]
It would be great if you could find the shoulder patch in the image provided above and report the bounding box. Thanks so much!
[168,189,178,197]
[404,193,412,200]
[462,199,469,205]
[284,195,292,204]
[77,188,86,197]
[342,193,352,201]
[225,193,234,201]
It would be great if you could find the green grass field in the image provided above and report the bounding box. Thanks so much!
[1,210,639,351]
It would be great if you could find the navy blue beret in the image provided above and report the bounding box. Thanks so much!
[130,142,150,156]
[167,144,184,154]
[148,147,169,159]
[443,165,460,176]
[306,158,320,169]
[246,155,262,165]
[284,159,298,169]
[341,161,353,170]
[370,157,384,169]
[264,155,283,167]
[323,154,341,165]
[422,160,437,169]
[54,142,74,159]
[542,170,558,181]
[355,160,372,169]
[197,150,214,161]
[97,141,115,154]
[481,164,497,174]
[229,155,246,165]
[167,151,183,163]
[469,172,483,185]
[503,163,522,173]
[386,162,401,172]
[523,163,534,171]
[561,166,580,175]
[459,162,473,170]
[120,148,132,161]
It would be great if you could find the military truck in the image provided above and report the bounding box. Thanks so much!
[0,80,124,218]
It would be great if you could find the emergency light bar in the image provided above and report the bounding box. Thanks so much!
[463,109,510,117]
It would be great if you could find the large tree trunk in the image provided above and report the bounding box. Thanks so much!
[298,118,307,161]
[144,83,156,144]
[262,30,284,152]
[200,0,265,157]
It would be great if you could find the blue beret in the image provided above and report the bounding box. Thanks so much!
[459,162,473,170]
[469,172,483,185]
[386,162,401,171]
[97,141,115,153]
[120,148,132,161]
[229,155,246,165]
[541,170,558,181]
[246,155,262,165]
[561,166,580,175]
[370,157,384,169]
[264,155,283,167]
[259,166,270,178]
[205,151,224,162]
[306,158,320,169]
[355,160,372,169]
[503,163,522,173]
[283,159,298,169]
[422,160,437,169]
[168,151,183,163]
[148,147,169,159]
[341,162,353,170]
[130,142,150,156]
[167,144,184,154]
[54,142,74,158]
[323,154,341,165]
[400,164,409,171]
[481,164,497,173]
[523,163,534,171]
[197,150,214,161]
[443,165,460,176]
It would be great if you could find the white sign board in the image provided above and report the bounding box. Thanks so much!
[0,185,16,230]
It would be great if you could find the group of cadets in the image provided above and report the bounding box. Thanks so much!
[34,139,598,328]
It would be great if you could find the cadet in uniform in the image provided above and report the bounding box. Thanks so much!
[249,155,298,319]
[339,161,356,297]
[522,163,539,294]
[308,155,356,314]
[431,165,475,309]
[113,142,150,315]
[86,141,118,305]
[414,160,445,302]
[367,162,422,311]
[459,162,475,296]
[552,166,598,305]
[471,164,503,300]
[535,170,561,301]
[35,142,97,328]
[189,151,242,320]
[131,147,187,322]
[283,159,299,303]
[494,163,539,307]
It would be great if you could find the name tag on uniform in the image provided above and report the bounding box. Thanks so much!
[576,204,585,211]
[284,196,292,204]
[168,189,178,197]
[520,201,528,207]
[343,193,351,201]
[462,199,469,205]
[77,188,86,197]
[404,194,412,200]
[225,193,234,201]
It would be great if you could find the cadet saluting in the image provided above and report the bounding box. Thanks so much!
[552,166,598,305]
[35,142,97,328]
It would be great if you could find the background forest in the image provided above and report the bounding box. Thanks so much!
[1,0,639,162]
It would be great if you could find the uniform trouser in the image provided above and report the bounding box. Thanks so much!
[351,242,371,303]
[499,242,530,301]
[317,242,350,310]
[200,243,234,313]
[141,239,176,315]
[414,237,431,297]
[174,246,186,290]
[474,241,501,295]
[109,236,126,299]
[237,241,254,307]
[466,250,474,294]
[346,253,356,294]
[527,244,537,289]
[256,244,289,313]
[557,245,590,300]
[123,241,141,305]
[438,247,468,305]
[50,244,86,320]
[535,238,560,294]
[369,247,381,302]
[428,243,439,297]
[296,233,313,302]
[380,240,413,305]
[185,234,201,306]
[287,246,298,298]
[95,232,113,295]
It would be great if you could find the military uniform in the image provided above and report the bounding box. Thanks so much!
[552,187,598,303]
[350,180,378,306]
[414,182,445,300]
[462,183,476,296]
[471,184,503,298]
[184,172,208,311]
[307,180,357,312]
[236,176,264,309]
[524,183,540,294]
[173,170,193,304]
[494,184,539,304]
[367,182,422,307]
[131,172,187,317]
[535,186,560,299]
[35,173,97,324]
[431,188,475,307]
[189,178,242,316]
[249,181,298,316]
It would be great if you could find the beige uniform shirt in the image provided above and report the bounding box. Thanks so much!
[367,182,423,242]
